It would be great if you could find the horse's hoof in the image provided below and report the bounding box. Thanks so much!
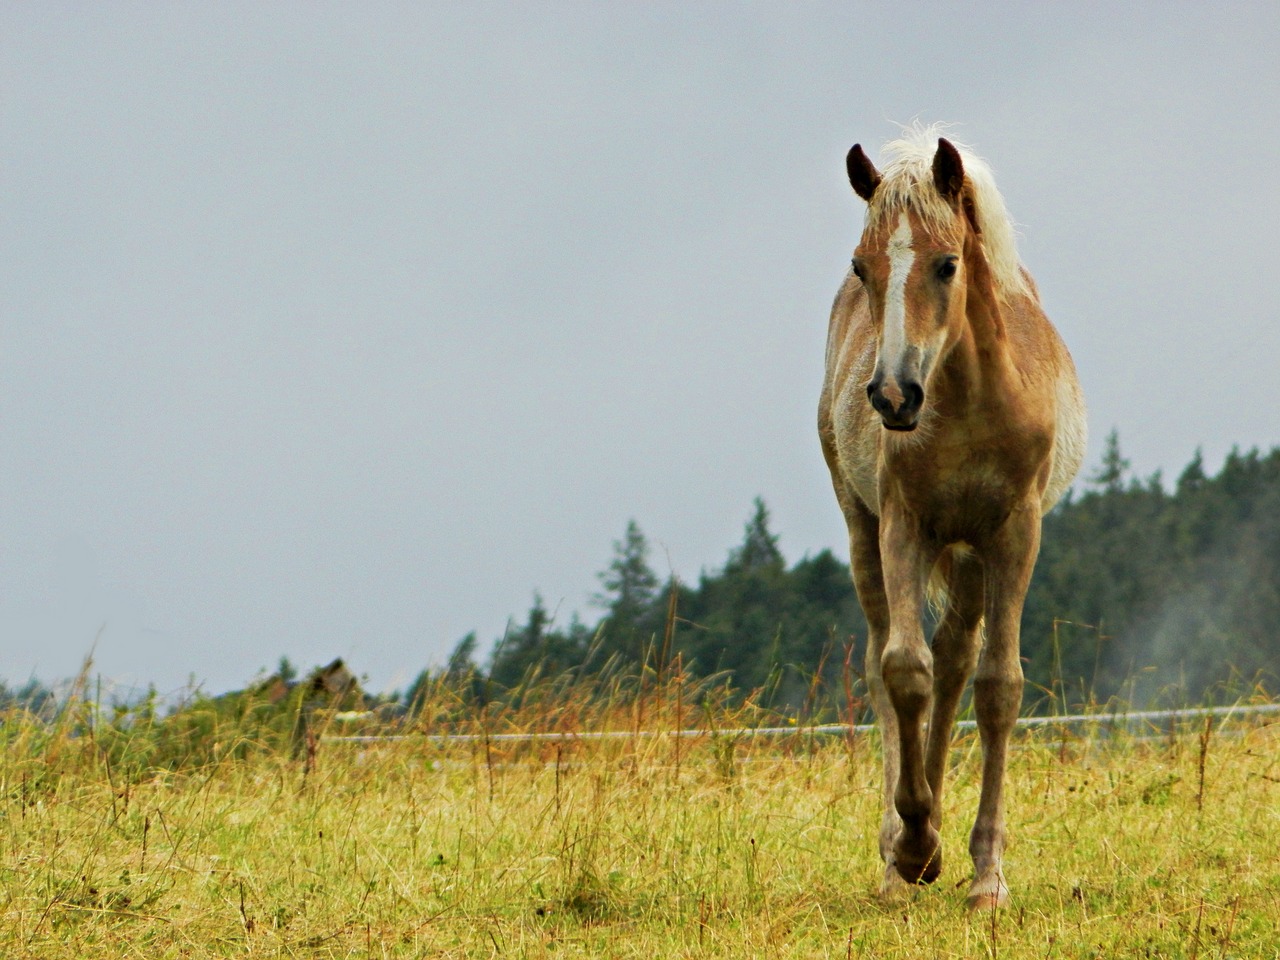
[967,874,1009,910]
[893,827,942,885]
[968,893,1005,911]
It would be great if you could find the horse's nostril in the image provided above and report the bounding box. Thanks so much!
[903,382,924,413]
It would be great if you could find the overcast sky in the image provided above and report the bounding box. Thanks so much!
[3,4,1278,698]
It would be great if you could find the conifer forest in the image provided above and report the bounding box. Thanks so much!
[423,436,1280,714]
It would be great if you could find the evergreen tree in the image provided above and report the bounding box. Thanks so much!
[1024,445,1280,707]
[488,595,551,689]
[446,632,479,678]
[418,445,1280,714]
[726,497,784,573]
[487,595,587,691]
[1090,428,1130,492]
[592,519,665,665]
[595,520,660,631]
[1176,448,1206,494]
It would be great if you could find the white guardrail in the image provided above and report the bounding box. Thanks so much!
[326,702,1280,746]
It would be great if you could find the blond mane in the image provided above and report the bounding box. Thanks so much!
[865,123,1030,300]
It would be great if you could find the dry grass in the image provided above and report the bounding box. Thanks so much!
[2,686,1278,958]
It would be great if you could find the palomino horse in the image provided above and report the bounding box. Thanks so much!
[818,126,1086,907]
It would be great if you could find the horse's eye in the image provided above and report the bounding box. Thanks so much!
[937,258,958,281]
[851,258,866,281]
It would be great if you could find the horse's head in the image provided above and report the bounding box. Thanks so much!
[846,137,981,433]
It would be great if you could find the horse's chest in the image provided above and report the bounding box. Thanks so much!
[916,480,1014,541]
[891,453,1035,542]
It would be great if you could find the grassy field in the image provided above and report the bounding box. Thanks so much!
[2,689,1278,959]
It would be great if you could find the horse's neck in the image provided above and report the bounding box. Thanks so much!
[932,290,1023,427]
[959,228,1012,349]
[940,314,990,381]
[964,271,1009,353]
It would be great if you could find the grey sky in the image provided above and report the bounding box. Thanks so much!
[3,4,1278,697]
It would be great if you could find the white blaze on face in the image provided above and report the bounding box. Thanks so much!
[881,213,915,367]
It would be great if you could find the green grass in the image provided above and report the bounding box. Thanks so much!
[2,689,1278,958]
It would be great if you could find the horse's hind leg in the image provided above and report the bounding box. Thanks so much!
[969,504,1040,908]
[924,549,984,831]
[843,500,904,896]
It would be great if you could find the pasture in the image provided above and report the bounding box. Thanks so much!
[2,686,1277,959]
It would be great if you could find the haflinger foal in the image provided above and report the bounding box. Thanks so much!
[818,126,1086,908]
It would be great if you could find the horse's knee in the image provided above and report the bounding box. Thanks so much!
[881,645,932,713]
[973,669,1023,740]
[974,669,1021,693]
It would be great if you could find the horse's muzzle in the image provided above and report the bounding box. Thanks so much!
[867,378,923,431]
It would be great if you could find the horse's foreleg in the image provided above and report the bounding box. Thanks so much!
[878,504,941,885]
[844,502,904,895]
[865,639,907,897]
[924,552,984,831]
[969,504,1040,908]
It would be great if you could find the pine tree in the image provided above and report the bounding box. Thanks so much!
[487,595,551,689]
[726,498,784,573]
[486,595,588,692]
[595,520,660,629]
[1090,428,1130,492]
[1177,448,1206,494]
[446,632,478,678]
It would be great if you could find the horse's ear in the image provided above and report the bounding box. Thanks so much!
[932,138,965,203]
[846,144,881,202]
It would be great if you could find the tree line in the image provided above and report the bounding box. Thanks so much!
[412,435,1280,713]
[5,437,1276,717]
